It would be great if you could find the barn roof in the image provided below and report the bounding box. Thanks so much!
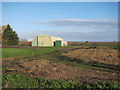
[37,34,63,40]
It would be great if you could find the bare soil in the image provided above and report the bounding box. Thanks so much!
[3,57,119,85]
[62,48,118,65]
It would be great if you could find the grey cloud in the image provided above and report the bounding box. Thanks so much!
[31,19,118,31]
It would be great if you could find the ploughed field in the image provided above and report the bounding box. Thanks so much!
[2,42,120,88]
[62,48,118,65]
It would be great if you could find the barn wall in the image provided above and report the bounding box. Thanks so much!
[32,37,38,46]
[51,37,63,46]
[38,36,53,46]
[61,41,67,46]
[32,35,67,47]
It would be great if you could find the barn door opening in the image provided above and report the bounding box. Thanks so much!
[53,42,55,46]
[54,40,61,46]
[37,36,38,46]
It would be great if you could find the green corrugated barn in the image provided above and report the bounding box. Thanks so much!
[32,35,67,46]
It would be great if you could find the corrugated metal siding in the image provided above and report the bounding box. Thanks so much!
[32,35,67,47]
[32,37,38,46]
[38,36,52,46]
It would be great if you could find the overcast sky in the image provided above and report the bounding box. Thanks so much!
[2,2,118,41]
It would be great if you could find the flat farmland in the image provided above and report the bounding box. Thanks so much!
[2,42,120,88]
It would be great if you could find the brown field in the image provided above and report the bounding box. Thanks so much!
[2,42,119,85]
[2,57,119,85]
[62,48,118,65]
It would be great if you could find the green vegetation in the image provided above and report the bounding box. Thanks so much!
[2,46,79,58]
[2,47,67,58]
[2,74,120,89]
[3,24,19,45]
[2,48,54,58]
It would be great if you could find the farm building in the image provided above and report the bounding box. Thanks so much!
[32,35,67,46]
[0,25,8,40]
